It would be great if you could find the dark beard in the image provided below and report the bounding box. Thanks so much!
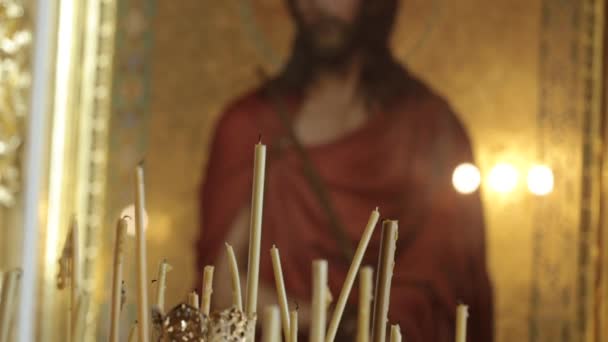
[301,16,358,69]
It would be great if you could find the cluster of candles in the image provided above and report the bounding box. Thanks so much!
[0,140,470,342]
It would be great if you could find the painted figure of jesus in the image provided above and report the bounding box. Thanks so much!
[197,0,494,340]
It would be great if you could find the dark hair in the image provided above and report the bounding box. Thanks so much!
[266,0,416,109]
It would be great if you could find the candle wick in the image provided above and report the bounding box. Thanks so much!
[258,134,262,143]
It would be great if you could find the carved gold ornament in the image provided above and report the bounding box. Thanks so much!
[0,0,30,207]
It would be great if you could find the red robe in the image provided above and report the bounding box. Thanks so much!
[197,78,494,341]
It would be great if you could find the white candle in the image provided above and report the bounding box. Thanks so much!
[110,218,128,342]
[455,304,468,342]
[389,324,402,342]
[134,164,150,342]
[290,309,298,342]
[71,292,90,341]
[188,291,200,310]
[262,306,281,342]
[70,217,81,338]
[201,266,214,315]
[128,322,138,342]
[371,221,398,342]
[225,243,243,310]
[357,267,373,342]
[245,142,267,339]
[326,208,380,342]
[0,269,21,342]
[310,259,328,342]
[270,245,290,341]
[155,259,172,313]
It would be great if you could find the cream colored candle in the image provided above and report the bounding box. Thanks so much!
[326,208,380,342]
[134,164,150,342]
[290,309,298,342]
[188,291,200,310]
[70,218,81,336]
[455,304,469,342]
[128,322,138,342]
[270,245,290,341]
[72,292,90,341]
[155,259,172,313]
[0,269,20,342]
[262,306,281,342]
[201,266,214,315]
[390,324,402,342]
[310,259,328,342]
[110,217,128,342]
[371,221,398,342]
[356,267,373,342]
[245,142,266,340]
[225,243,243,310]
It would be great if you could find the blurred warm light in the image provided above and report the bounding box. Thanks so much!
[121,204,149,236]
[488,163,518,193]
[527,165,554,196]
[452,163,481,194]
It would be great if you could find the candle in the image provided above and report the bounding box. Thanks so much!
[371,220,398,342]
[310,259,328,342]
[357,267,373,342]
[0,269,21,342]
[155,259,172,313]
[134,164,150,342]
[245,141,266,338]
[71,292,90,341]
[70,217,81,338]
[225,243,243,310]
[201,266,214,315]
[270,245,290,341]
[455,304,468,342]
[326,208,380,342]
[389,324,402,342]
[188,291,200,310]
[110,217,128,342]
[128,322,138,342]
[262,306,281,342]
[290,309,298,342]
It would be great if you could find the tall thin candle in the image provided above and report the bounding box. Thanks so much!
[455,304,468,342]
[370,221,398,342]
[72,292,90,341]
[310,259,328,342]
[0,269,20,342]
[326,208,380,342]
[290,309,298,342]
[357,267,373,342]
[201,266,214,315]
[245,141,267,338]
[225,243,243,310]
[155,259,171,313]
[188,291,200,310]
[128,322,138,342]
[134,164,150,342]
[270,245,290,341]
[70,217,81,338]
[389,324,402,342]
[262,306,281,342]
[110,217,128,342]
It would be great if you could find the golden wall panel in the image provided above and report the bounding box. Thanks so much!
[102,0,606,341]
